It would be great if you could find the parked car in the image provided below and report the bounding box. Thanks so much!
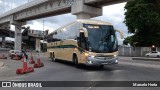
[9,50,28,59]
[145,51,160,58]
[9,50,14,57]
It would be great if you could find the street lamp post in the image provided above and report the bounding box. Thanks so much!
[151,45,156,51]
[10,0,12,10]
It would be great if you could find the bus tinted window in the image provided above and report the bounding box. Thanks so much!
[84,24,118,53]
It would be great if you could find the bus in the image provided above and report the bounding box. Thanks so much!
[47,19,123,68]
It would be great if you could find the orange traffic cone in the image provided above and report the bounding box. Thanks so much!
[29,53,35,64]
[23,55,28,72]
[34,54,44,68]
[16,54,34,74]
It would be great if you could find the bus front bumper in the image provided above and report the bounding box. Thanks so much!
[86,56,118,66]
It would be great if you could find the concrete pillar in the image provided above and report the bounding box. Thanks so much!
[71,0,102,19]
[76,13,91,19]
[10,20,26,50]
[1,37,5,48]
[14,25,22,50]
[35,38,41,52]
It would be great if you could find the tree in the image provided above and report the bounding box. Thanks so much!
[123,36,132,45]
[124,0,160,47]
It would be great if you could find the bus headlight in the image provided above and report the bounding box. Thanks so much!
[115,60,118,63]
[84,53,89,56]
[88,55,95,58]
[90,55,95,58]
[114,55,117,57]
[88,60,93,64]
[87,55,95,61]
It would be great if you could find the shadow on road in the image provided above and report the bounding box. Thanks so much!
[52,59,116,71]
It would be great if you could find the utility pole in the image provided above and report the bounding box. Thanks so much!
[43,19,45,52]
[10,0,12,10]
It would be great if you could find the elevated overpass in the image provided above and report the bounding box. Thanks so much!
[0,28,14,48]
[0,29,14,38]
[0,0,129,50]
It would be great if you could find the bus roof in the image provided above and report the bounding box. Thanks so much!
[48,19,112,36]
[76,19,112,25]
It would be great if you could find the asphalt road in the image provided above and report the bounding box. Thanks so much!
[0,56,160,90]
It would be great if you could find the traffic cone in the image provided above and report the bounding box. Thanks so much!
[16,68,24,74]
[34,54,44,68]
[29,53,35,64]
[23,55,28,72]
[16,54,34,74]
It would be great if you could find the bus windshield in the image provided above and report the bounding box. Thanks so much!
[84,24,118,53]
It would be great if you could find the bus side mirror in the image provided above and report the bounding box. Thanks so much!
[79,28,88,38]
[115,29,124,39]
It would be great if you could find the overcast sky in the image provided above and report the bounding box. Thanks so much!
[0,0,132,44]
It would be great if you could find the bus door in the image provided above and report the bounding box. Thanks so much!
[78,31,88,50]
[77,31,89,63]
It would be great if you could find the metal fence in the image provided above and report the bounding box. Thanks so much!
[118,47,160,57]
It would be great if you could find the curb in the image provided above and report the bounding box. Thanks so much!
[132,57,160,61]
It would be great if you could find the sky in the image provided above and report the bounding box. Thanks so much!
[0,0,132,44]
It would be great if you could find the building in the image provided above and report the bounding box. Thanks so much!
[0,27,48,52]
[22,27,48,52]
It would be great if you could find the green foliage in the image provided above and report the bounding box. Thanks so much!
[123,36,132,45]
[124,0,160,46]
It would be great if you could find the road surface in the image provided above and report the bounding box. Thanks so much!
[0,55,160,90]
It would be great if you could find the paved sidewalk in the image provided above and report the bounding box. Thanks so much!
[0,53,49,81]
[0,55,35,80]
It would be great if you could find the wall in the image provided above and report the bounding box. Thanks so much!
[118,46,160,57]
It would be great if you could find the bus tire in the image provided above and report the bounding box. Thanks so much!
[73,54,79,68]
[52,53,56,62]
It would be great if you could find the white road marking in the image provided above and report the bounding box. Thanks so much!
[86,87,92,90]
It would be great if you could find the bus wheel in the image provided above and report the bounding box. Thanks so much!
[73,54,79,68]
[52,54,56,62]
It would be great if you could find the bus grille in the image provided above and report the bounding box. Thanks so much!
[95,57,113,60]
